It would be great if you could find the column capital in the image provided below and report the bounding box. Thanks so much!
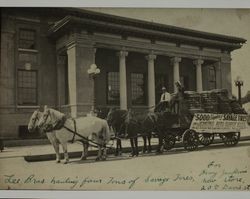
[193,59,204,66]
[220,56,231,64]
[116,50,128,58]
[170,57,182,64]
[145,54,157,61]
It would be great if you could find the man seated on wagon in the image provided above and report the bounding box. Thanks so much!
[155,86,172,112]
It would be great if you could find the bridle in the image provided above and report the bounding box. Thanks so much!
[31,111,40,129]
[39,109,51,128]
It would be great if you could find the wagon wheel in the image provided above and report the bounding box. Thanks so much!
[221,132,240,146]
[198,133,214,146]
[182,129,199,151]
[163,134,176,150]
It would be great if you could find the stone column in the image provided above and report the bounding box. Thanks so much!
[56,54,67,110]
[171,57,182,92]
[67,45,77,118]
[220,56,232,94]
[67,42,96,118]
[193,59,204,92]
[117,50,128,110]
[145,54,156,111]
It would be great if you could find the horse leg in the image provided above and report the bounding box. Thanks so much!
[119,139,122,156]
[116,139,122,156]
[157,135,163,154]
[142,136,147,153]
[148,134,152,153]
[46,132,60,163]
[61,142,69,164]
[115,139,119,156]
[54,142,61,163]
[102,144,107,161]
[134,137,139,156]
[96,145,102,161]
[130,138,135,157]
[80,141,88,160]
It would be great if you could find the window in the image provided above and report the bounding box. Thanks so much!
[131,73,146,105]
[19,29,36,50]
[107,72,120,104]
[208,66,216,90]
[17,69,37,105]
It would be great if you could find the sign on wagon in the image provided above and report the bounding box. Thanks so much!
[190,113,248,133]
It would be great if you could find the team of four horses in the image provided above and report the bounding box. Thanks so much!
[28,105,178,164]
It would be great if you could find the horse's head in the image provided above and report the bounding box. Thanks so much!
[37,108,51,130]
[106,107,116,125]
[28,110,42,133]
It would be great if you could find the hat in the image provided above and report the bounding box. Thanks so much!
[162,86,166,90]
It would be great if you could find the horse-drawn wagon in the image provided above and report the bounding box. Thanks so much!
[156,89,248,152]
[27,89,248,163]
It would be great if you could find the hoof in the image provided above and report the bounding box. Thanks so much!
[80,156,87,160]
[101,156,107,161]
[95,157,101,161]
[63,159,69,164]
[56,159,61,163]
[156,150,163,155]
[130,153,135,157]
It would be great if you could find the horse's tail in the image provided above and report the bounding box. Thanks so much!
[102,121,111,144]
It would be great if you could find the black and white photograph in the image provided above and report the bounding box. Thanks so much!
[0,5,250,193]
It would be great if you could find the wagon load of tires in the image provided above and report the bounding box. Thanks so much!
[230,100,247,114]
[183,91,203,114]
[200,90,218,113]
[212,89,232,113]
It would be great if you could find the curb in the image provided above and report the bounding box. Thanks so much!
[24,136,250,162]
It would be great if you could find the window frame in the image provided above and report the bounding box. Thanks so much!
[130,72,147,106]
[18,28,37,50]
[208,65,216,90]
[106,71,120,105]
[17,69,38,106]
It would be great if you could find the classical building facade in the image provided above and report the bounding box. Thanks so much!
[0,8,246,139]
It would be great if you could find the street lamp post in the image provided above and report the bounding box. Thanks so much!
[87,64,100,112]
[235,76,244,107]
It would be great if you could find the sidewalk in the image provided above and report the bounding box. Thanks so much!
[1,131,250,162]
[0,137,158,159]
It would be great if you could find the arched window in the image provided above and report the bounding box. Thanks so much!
[208,65,216,90]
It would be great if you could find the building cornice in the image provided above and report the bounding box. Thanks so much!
[48,14,245,52]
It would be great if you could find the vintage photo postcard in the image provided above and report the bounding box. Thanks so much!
[0,7,250,192]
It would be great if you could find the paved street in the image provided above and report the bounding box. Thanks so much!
[1,136,250,191]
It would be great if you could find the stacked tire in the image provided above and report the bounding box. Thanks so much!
[201,91,218,113]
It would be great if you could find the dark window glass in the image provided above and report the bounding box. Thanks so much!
[208,66,216,90]
[131,73,146,105]
[107,72,120,104]
[19,29,36,50]
[17,70,37,105]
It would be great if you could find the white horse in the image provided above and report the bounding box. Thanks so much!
[28,109,43,133]
[35,108,114,164]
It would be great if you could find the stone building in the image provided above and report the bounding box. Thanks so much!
[0,8,246,139]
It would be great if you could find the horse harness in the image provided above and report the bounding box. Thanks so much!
[62,119,114,150]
